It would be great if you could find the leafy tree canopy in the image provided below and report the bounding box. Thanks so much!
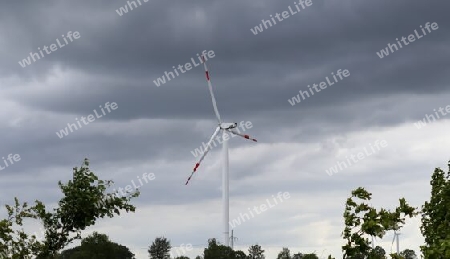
[302,253,319,259]
[399,249,417,259]
[277,247,291,259]
[420,161,450,259]
[203,238,245,259]
[0,158,139,258]
[148,237,171,259]
[58,232,135,259]
[342,187,416,258]
[248,244,265,259]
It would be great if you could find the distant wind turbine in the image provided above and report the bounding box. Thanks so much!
[391,230,401,255]
[185,55,257,246]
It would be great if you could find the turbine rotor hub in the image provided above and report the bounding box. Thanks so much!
[219,122,237,130]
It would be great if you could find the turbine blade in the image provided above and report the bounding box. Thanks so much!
[185,127,221,185]
[201,55,222,124]
[226,129,257,142]
[390,232,396,253]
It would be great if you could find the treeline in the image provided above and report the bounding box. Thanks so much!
[0,158,449,258]
[147,237,321,259]
[55,234,419,259]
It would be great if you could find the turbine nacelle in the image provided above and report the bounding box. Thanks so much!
[219,122,237,130]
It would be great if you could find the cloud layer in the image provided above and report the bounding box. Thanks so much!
[1,0,449,258]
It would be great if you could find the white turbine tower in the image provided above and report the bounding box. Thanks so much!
[185,55,257,247]
[391,230,401,255]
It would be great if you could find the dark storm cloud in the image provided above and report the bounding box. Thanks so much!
[2,0,449,129]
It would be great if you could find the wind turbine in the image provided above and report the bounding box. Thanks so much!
[391,230,401,255]
[185,55,257,246]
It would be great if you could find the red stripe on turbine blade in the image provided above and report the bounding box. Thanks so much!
[205,71,210,81]
[193,163,200,172]
[244,135,249,139]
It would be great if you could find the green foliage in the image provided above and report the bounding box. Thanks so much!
[234,250,247,259]
[368,246,387,259]
[203,238,244,259]
[399,249,417,259]
[0,158,139,258]
[0,198,43,258]
[388,254,405,259]
[175,257,190,259]
[302,253,319,259]
[276,247,291,259]
[420,161,450,259]
[203,238,232,259]
[248,244,265,259]
[342,187,417,258]
[347,253,365,259]
[58,232,135,258]
[148,237,171,259]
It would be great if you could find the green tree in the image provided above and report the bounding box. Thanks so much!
[148,237,171,259]
[421,161,450,259]
[399,249,417,259]
[58,232,135,258]
[302,253,319,259]
[347,254,365,259]
[342,187,416,258]
[203,238,235,259]
[175,257,190,259]
[389,254,404,259]
[277,247,291,259]
[0,198,43,258]
[368,246,387,259]
[234,250,247,259]
[248,244,265,259]
[0,158,139,258]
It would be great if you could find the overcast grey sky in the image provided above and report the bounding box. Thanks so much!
[1,0,450,258]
